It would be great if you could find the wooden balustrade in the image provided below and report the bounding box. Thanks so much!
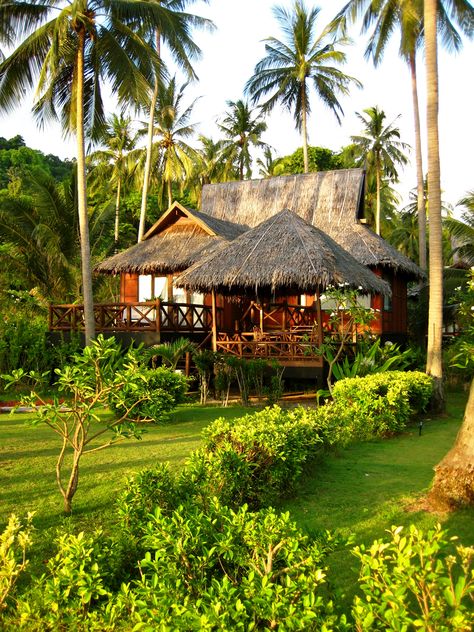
[49,301,223,333]
[215,330,323,365]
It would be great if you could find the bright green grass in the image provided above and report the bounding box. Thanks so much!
[0,404,249,532]
[278,388,474,604]
[1,391,472,596]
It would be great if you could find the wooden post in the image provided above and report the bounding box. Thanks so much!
[211,289,217,352]
[282,301,287,331]
[316,289,323,346]
[155,298,161,335]
[260,303,264,333]
[185,352,191,377]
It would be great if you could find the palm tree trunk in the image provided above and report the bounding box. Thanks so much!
[114,176,122,247]
[409,51,427,270]
[138,30,161,243]
[429,379,474,508]
[301,84,309,173]
[76,28,95,345]
[167,177,172,208]
[375,156,381,236]
[424,0,444,410]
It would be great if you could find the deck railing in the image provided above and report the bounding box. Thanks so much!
[215,329,323,365]
[49,300,223,333]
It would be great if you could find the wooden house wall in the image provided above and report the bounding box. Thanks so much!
[120,273,139,302]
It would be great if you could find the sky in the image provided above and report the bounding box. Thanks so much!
[1,0,473,212]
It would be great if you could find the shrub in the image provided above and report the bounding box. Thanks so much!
[114,499,340,631]
[331,371,433,438]
[193,406,325,508]
[0,514,34,613]
[111,363,188,423]
[352,524,474,631]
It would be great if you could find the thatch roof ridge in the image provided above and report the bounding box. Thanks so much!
[177,209,390,296]
[95,230,223,275]
[201,170,423,280]
[96,203,247,276]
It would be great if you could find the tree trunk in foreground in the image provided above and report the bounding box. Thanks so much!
[424,0,444,411]
[429,380,474,508]
[409,50,427,271]
[138,30,161,243]
[301,84,309,173]
[76,29,96,345]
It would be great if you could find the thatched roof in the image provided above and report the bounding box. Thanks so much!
[176,210,391,296]
[96,202,247,275]
[201,170,423,279]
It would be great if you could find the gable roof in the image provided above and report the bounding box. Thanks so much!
[95,201,247,275]
[201,170,423,279]
[177,209,390,296]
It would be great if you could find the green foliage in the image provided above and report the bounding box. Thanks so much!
[192,405,324,509]
[192,349,216,405]
[147,337,196,370]
[331,338,415,381]
[2,335,185,513]
[111,362,188,423]
[352,524,474,631]
[0,514,34,613]
[0,137,72,190]
[115,500,338,631]
[331,371,433,438]
[274,145,344,175]
[444,270,474,382]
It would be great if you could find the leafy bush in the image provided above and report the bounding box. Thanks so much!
[110,361,188,423]
[0,514,34,613]
[331,338,415,381]
[352,524,474,631]
[193,406,324,508]
[331,371,433,438]
[114,500,340,631]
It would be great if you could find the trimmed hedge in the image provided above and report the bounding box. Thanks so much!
[330,370,433,439]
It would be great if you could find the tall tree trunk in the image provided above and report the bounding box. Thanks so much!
[424,0,444,410]
[76,29,95,345]
[409,51,427,270]
[301,84,309,173]
[138,30,161,243]
[429,380,474,507]
[167,177,172,208]
[375,158,381,235]
[114,176,121,248]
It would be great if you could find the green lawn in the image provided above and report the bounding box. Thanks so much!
[1,391,473,592]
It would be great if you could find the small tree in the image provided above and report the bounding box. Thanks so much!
[315,287,376,392]
[2,336,172,514]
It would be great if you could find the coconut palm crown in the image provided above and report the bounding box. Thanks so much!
[245,0,361,173]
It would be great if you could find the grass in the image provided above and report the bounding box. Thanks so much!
[278,388,474,605]
[1,390,473,595]
[0,404,249,532]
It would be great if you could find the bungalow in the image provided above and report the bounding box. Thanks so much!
[49,169,422,365]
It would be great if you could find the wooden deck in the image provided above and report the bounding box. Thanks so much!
[216,329,323,366]
[49,300,223,333]
[48,301,330,366]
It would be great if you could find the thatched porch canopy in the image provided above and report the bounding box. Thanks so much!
[176,210,391,297]
[95,202,246,276]
[201,170,423,280]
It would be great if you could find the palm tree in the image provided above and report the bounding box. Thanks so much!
[445,191,474,266]
[88,114,140,247]
[0,170,113,302]
[332,1,474,267]
[151,78,199,209]
[218,100,268,181]
[245,1,361,173]
[351,106,409,235]
[137,0,213,243]
[0,1,167,344]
